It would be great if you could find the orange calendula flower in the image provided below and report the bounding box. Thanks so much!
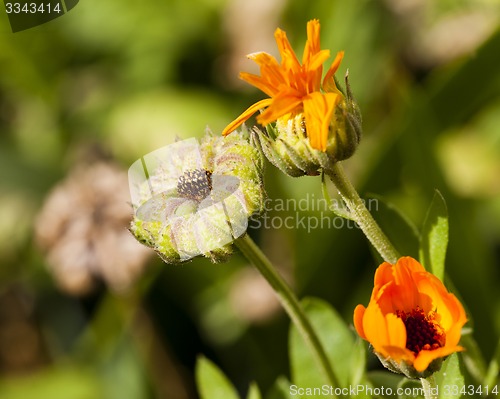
[222,19,347,152]
[354,257,467,378]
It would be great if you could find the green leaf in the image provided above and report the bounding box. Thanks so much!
[484,338,500,387]
[265,376,292,399]
[246,382,262,399]
[289,298,372,398]
[419,190,448,281]
[350,338,367,386]
[397,379,425,399]
[0,365,102,399]
[195,356,239,399]
[368,194,420,259]
[434,353,464,399]
[460,333,488,384]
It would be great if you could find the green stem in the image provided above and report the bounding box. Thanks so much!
[236,234,341,397]
[327,162,399,264]
[420,376,438,399]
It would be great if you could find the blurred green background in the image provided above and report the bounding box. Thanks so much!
[1,0,499,398]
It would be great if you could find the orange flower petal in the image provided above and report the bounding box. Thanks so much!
[302,92,338,151]
[353,304,367,339]
[274,28,301,73]
[323,51,345,92]
[413,345,464,372]
[246,52,286,95]
[247,51,280,68]
[363,305,410,363]
[380,345,415,364]
[222,98,273,136]
[240,72,282,98]
[305,49,330,92]
[444,297,467,346]
[375,259,433,319]
[385,312,407,348]
[415,273,467,334]
[308,49,330,71]
[398,256,425,273]
[392,257,426,312]
[373,262,394,293]
[302,19,321,65]
[256,92,302,126]
[362,303,389,353]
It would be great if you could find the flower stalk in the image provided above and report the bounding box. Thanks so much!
[235,234,340,397]
[326,162,399,264]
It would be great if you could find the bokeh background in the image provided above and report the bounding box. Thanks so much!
[1,0,500,398]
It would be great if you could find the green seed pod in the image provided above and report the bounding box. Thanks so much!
[129,128,265,264]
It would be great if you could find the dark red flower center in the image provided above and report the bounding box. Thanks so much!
[396,307,445,354]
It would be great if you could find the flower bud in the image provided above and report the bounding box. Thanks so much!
[222,19,362,177]
[252,74,361,177]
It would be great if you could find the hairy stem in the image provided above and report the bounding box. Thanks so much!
[236,234,341,397]
[327,162,399,263]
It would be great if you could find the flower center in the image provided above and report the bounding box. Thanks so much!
[396,307,445,354]
[177,169,212,202]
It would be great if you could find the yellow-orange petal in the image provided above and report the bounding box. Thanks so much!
[247,51,280,68]
[380,345,415,364]
[222,98,273,136]
[240,72,282,98]
[302,19,321,65]
[353,304,367,339]
[308,49,330,72]
[370,312,413,364]
[385,312,407,348]
[274,28,301,73]
[362,303,388,352]
[256,92,302,126]
[375,258,433,316]
[414,272,467,334]
[305,49,330,92]
[302,92,338,151]
[362,305,409,363]
[373,262,394,292]
[244,52,289,96]
[393,257,425,311]
[398,256,425,273]
[323,51,345,92]
[413,345,464,372]
[443,297,467,346]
